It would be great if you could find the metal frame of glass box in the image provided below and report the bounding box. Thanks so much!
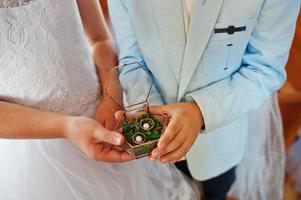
[105,62,168,159]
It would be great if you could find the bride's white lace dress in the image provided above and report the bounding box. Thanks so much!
[0,0,198,199]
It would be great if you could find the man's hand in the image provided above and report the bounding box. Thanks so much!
[148,101,204,163]
[65,116,133,162]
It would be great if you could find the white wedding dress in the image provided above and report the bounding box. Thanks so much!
[0,0,198,199]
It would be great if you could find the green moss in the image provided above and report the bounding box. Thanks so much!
[122,114,163,146]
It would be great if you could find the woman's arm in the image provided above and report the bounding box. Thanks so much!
[77,0,122,129]
[0,100,131,162]
[0,101,66,139]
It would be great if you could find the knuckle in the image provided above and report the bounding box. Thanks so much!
[89,123,101,135]
[165,146,175,154]
[165,125,178,136]
[166,141,181,152]
[95,128,110,141]
[162,134,172,143]
[159,149,168,156]
[171,117,184,130]
[164,129,173,137]
[104,132,114,143]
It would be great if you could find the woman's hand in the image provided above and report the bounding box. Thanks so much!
[65,116,133,162]
[0,100,132,162]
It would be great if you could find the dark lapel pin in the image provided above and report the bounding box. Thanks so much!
[215,25,246,35]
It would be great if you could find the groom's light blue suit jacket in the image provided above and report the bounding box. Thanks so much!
[109,0,300,180]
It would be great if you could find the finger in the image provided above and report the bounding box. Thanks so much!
[159,142,189,163]
[93,143,134,162]
[103,150,134,162]
[98,149,134,162]
[120,151,135,161]
[115,111,138,122]
[114,111,125,121]
[150,147,160,160]
[105,119,117,131]
[157,114,184,149]
[94,126,125,145]
[145,105,166,115]
[148,154,157,161]
[112,145,124,151]
[103,121,107,129]
[152,126,186,158]
[159,138,195,163]
[102,143,125,155]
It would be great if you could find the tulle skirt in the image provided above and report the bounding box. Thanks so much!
[0,139,198,200]
[229,93,285,200]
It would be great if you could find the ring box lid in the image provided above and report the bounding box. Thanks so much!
[105,62,155,113]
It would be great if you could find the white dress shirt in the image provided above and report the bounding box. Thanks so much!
[183,0,194,34]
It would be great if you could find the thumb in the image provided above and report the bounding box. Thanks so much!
[94,126,125,145]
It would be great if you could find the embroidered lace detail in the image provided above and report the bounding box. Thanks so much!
[0,0,100,116]
[0,0,31,8]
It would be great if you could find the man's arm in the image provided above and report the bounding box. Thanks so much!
[77,0,123,129]
[187,0,300,132]
[108,0,164,106]
[77,0,117,91]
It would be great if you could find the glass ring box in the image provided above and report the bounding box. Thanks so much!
[105,62,168,159]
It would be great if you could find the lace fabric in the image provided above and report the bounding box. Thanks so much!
[0,0,199,199]
[0,0,31,8]
[0,0,100,116]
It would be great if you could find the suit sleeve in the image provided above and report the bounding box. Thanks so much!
[108,0,164,106]
[186,0,300,132]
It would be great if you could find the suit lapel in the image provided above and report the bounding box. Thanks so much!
[178,0,224,100]
[151,0,186,82]
[126,0,179,103]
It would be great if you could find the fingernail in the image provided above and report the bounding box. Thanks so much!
[114,135,122,145]
[149,157,156,161]
[160,159,167,163]
[152,151,159,158]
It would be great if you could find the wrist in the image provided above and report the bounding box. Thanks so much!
[191,101,204,129]
[60,116,78,139]
[37,113,74,139]
[101,94,123,111]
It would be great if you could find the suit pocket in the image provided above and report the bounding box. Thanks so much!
[201,19,256,79]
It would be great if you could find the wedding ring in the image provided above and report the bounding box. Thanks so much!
[132,133,147,144]
[139,118,155,131]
